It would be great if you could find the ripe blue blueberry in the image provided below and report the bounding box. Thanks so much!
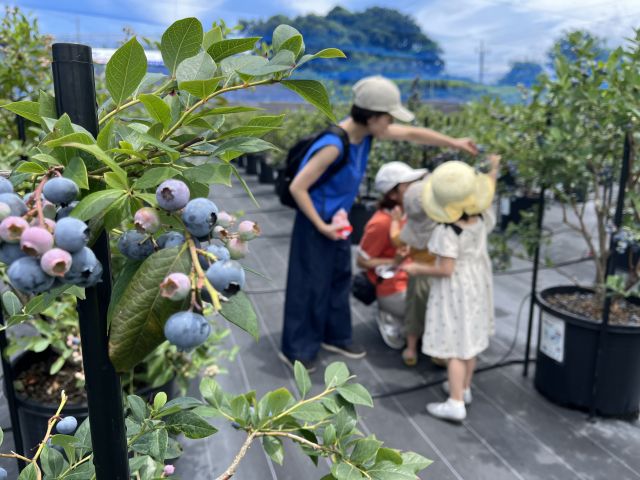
[157,231,185,249]
[8,256,55,294]
[118,230,154,260]
[181,198,218,238]
[207,244,231,261]
[206,259,245,293]
[56,416,78,434]
[0,242,27,265]
[64,247,103,287]
[0,193,27,216]
[43,177,79,205]
[54,217,90,253]
[164,311,211,351]
[0,177,13,194]
[156,179,190,211]
[56,201,79,220]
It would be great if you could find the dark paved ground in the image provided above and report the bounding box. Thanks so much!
[1,171,639,479]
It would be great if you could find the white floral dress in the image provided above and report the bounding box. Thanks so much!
[422,208,496,360]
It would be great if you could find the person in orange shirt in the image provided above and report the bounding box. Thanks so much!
[356,162,426,349]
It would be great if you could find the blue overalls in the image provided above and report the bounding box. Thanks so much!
[282,133,372,361]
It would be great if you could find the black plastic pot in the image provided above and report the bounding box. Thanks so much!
[348,198,377,245]
[500,195,540,231]
[244,154,260,175]
[10,350,177,452]
[534,286,640,418]
[258,158,275,184]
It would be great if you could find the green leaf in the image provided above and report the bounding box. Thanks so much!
[2,100,41,123]
[263,436,285,465]
[41,445,68,477]
[154,392,168,410]
[14,161,45,174]
[17,462,38,480]
[297,48,347,69]
[211,137,278,161]
[134,166,181,189]
[104,172,128,190]
[219,291,258,340]
[280,35,304,58]
[231,165,259,207]
[216,125,280,141]
[63,157,89,189]
[323,424,336,445]
[262,388,294,417]
[334,408,357,438]
[71,189,126,222]
[149,429,168,460]
[161,17,204,76]
[179,77,222,99]
[165,410,218,439]
[2,291,22,316]
[203,26,223,49]
[60,142,127,184]
[50,356,66,375]
[31,153,59,165]
[290,403,329,423]
[400,451,433,473]
[248,114,285,128]
[97,118,115,151]
[332,462,364,480]
[375,448,403,465]
[324,362,350,389]
[367,461,420,480]
[106,37,148,105]
[281,80,336,122]
[44,131,95,148]
[39,90,57,119]
[182,163,232,186]
[58,460,95,479]
[350,437,383,465]
[208,37,261,62]
[125,124,180,160]
[139,94,172,129]
[127,395,147,422]
[337,383,373,408]
[109,246,191,372]
[272,25,303,55]
[294,360,312,398]
[176,51,217,83]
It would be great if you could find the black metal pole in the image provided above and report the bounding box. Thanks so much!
[16,116,26,143]
[523,187,546,377]
[51,43,129,479]
[589,132,632,417]
[0,307,26,471]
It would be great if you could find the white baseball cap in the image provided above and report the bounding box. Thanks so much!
[352,75,415,123]
[374,161,427,194]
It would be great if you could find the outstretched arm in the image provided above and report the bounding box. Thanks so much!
[377,124,478,156]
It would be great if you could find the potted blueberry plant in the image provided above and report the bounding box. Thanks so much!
[0,18,432,479]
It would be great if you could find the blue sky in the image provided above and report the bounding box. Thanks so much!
[10,0,640,83]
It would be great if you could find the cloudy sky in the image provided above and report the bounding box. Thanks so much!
[10,0,640,82]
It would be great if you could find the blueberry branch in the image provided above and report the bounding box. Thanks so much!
[98,78,174,126]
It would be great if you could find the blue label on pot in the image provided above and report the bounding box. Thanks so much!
[540,313,565,363]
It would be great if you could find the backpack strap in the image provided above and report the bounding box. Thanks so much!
[313,125,351,188]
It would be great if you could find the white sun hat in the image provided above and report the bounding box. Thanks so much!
[374,161,427,194]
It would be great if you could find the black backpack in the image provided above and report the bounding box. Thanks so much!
[275,125,350,209]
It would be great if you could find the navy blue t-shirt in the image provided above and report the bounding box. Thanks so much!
[297,132,372,222]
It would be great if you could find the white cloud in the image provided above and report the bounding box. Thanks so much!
[283,0,339,16]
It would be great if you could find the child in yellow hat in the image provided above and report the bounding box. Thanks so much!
[402,155,500,422]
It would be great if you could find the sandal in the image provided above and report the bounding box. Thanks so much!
[402,349,418,367]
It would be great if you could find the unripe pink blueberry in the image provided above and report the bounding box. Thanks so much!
[0,216,29,243]
[213,225,229,241]
[20,227,54,256]
[134,207,161,234]
[216,211,235,228]
[227,237,248,259]
[40,248,73,276]
[0,202,11,221]
[160,272,191,300]
[30,217,56,233]
[238,221,260,241]
[163,465,175,476]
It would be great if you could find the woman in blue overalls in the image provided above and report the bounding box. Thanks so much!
[280,76,478,372]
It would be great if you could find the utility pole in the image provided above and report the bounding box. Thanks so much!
[477,40,489,84]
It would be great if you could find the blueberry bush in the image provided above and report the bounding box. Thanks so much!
[0,18,431,479]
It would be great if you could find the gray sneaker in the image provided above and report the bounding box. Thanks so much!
[376,310,405,350]
[277,351,317,373]
[442,381,472,404]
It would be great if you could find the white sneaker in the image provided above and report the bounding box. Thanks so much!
[441,381,472,404]
[426,398,466,422]
[376,311,405,350]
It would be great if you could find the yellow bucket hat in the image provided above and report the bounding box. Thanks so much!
[422,160,495,223]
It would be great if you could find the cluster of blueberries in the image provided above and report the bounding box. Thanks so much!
[117,179,259,351]
[0,176,101,295]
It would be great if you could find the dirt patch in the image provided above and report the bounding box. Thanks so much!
[14,356,86,406]
[545,291,640,326]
